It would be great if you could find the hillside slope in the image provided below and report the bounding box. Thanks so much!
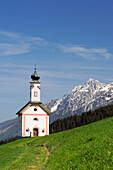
[1,117,113,169]
[46,79,113,122]
[0,118,18,140]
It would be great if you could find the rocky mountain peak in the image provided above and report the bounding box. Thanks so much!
[46,79,113,123]
[84,78,104,89]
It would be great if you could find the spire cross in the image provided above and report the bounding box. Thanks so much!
[35,64,36,72]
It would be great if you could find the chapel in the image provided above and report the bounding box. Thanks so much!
[16,65,51,137]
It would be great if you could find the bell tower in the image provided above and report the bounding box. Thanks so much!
[30,65,40,102]
[16,64,51,138]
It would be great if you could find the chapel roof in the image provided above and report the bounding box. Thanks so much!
[16,101,51,115]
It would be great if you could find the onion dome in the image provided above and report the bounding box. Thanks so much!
[31,64,40,81]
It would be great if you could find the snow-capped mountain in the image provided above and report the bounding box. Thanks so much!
[46,79,113,123]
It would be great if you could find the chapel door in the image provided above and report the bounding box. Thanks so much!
[33,128,38,136]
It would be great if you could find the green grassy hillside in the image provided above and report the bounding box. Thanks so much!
[1,117,113,169]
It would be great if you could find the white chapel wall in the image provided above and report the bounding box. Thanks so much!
[18,116,22,137]
[31,83,40,102]
[22,105,49,137]
[24,105,46,114]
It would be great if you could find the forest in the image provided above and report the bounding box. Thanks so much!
[49,104,113,134]
[0,136,18,145]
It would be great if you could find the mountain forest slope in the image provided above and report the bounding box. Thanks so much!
[1,117,113,169]
[46,79,113,123]
[0,118,18,141]
[1,103,113,141]
[1,78,113,141]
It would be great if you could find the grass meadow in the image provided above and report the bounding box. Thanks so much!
[1,117,113,169]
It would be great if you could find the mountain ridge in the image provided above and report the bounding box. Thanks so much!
[46,79,113,123]
[0,118,18,140]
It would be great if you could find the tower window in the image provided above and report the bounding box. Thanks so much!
[34,91,38,97]
[34,108,37,111]
[42,129,45,133]
[33,118,38,121]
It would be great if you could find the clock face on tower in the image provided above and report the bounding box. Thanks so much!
[34,91,38,97]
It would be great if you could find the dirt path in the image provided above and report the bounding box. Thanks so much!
[44,146,50,160]
[35,144,50,169]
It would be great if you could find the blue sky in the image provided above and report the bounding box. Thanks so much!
[0,0,113,123]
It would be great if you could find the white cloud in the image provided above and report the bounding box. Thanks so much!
[0,31,47,57]
[0,43,31,56]
[60,45,113,60]
[0,30,112,60]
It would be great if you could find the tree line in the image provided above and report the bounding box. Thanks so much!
[49,104,113,134]
[0,136,18,146]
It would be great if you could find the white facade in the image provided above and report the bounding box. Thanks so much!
[18,105,49,137]
[18,116,22,137]
[17,67,50,138]
[30,82,40,102]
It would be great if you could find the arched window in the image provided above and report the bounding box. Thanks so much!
[33,118,38,121]
[34,91,38,97]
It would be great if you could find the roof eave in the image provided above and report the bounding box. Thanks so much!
[16,101,51,115]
